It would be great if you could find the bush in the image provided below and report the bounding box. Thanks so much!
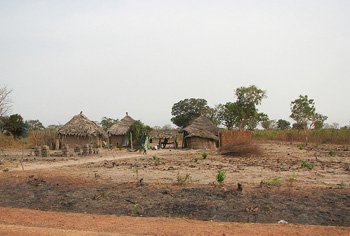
[216,170,226,184]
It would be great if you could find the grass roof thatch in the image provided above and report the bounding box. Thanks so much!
[107,114,135,136]
[150,129,178,139]
[57,112,107,138]
[183,116,219,140]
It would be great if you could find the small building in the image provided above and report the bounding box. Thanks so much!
[57,112,107,148]
[150,129,179,149]
[107,113,135,147]
[183,116,219,149]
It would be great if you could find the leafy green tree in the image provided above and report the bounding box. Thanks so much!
[218,85,267,130]
[234,85,267,130]
[217,102,238,130]
[277,119,291,130]
[101,117,119,131]
[26,120,45,131]
[126,120,152,148]
[261,119,276,130]
[201,104,222,127]
[171,98,208,128]
[46,124,62,131]
[2,114,24,138]
[290,95,327,144]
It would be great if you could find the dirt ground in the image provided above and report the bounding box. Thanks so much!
[0,141,349,235]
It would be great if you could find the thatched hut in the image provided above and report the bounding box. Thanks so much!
[57,112,107,148]
[150,129,179,149]
[107,113,135,147]
[183,116,219,149]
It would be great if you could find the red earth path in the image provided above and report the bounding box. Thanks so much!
[0,207,349,236]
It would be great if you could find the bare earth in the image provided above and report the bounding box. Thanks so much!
[0,141,349,235]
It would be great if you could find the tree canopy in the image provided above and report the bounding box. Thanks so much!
[26,120,45,131]
[101,117,119,131]
[218,85,267,130]
[290,95,327,130]
[1,114,24,138]
[171,98,208,128]
[277,119,291,130]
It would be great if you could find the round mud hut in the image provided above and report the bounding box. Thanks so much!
[107,113,135,148]
[57,112,107,148]
[183,116,219,149]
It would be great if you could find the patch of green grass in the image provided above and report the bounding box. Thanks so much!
[194,157,199,162]
[2,167,9,172]
[202,152,208,159]
[265,177,283,187]
[301,160,314,169]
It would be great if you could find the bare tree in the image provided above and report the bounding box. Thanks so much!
[0,85,13,116]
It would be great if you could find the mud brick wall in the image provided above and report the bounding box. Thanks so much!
[219,130,252,147]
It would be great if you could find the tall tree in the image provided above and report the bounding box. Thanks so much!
[290,95,327,144]
[101,117,119,131]
[171,98,208,128]
[26,120,45,131]
[2,114,24,138]
[261,119,277,130]
[0,85,13,117]
[277,119,291,130]
[219,85,267,130]
[234,85,267,130]
[201,105,222,127]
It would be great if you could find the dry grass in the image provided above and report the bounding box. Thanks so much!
[218,140,263,157]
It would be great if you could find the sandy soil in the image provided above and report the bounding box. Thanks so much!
[0,141,349,235]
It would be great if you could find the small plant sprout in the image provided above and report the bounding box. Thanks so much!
[177,173,193,185]
[301,160,314,170]
[202,152,208,159]
[265,177,283,187]
[194,157,199,162]
[288,172,298,187]
[2,167,9,172]
[216,170,226,184]
[328,151,336,157]
[152,156,160,166]
[134,201,140,216]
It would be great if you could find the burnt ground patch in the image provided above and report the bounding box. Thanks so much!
[0,172,349,227]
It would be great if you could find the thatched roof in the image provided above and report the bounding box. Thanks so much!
[150,129,178,139]
[107,114,135,136]
[183,116,219,141]
[57,112,107,138]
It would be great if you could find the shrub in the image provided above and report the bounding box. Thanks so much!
[301,160,314,169]
[216,170,226,184]
[177,173,192,185]
[202,152,208,159]
[152,156,160,166]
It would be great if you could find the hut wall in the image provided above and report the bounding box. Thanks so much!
[110,135,124,147]
[219,130,252,147]
[186,137,217,149]
[60,135,102,147]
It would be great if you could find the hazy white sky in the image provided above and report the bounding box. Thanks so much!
[1,0,349,128]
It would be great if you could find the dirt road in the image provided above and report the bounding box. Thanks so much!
[1,207,349,236]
